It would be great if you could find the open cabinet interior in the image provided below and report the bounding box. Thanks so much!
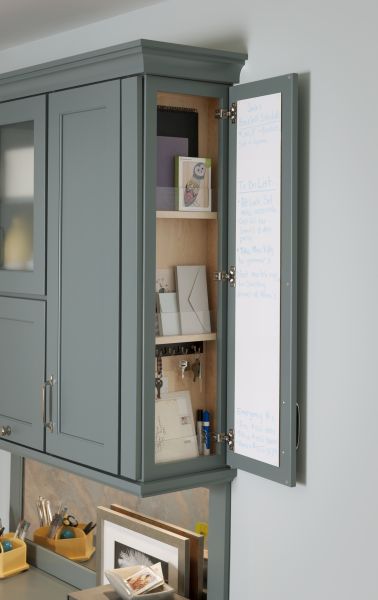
[154,91,220,464]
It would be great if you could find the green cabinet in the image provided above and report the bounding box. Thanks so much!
[0,297,45,449]
[45,82,120,473]
[0,40,298,492]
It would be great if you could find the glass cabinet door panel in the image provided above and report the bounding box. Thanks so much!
[0,96,46,295]
[0,121,34,272]
[154,89,220,467]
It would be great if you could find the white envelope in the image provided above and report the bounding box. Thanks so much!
[157,292,181,336]
[155,391,199,463]
[176,266,211,334]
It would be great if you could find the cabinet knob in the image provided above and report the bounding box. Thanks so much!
[0,425,12,437]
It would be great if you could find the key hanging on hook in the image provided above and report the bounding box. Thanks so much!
[155,355,163,399]
[179,359,190,380]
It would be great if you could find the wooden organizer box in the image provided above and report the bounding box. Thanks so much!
[0,533,29,579]
[33,524,95,562]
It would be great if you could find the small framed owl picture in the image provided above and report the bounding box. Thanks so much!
[175,156,211,212]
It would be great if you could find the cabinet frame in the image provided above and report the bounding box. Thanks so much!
[140,75,230,482]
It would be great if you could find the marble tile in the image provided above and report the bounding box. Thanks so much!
[24,459,208,552]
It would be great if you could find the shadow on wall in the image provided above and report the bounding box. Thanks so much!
[193,35,247,55]
[296,71,310,486]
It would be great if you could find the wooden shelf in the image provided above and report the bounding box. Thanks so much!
[156,333,217,345]
[156,211,217,220]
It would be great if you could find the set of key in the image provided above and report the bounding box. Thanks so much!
[156,356,203,399]
[179,358,202,382]
[155,354,163,399]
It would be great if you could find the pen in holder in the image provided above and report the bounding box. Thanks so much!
[33,523,95,562]
[0,533,29,579]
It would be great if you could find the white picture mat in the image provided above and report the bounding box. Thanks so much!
[101,520,179,588]
[234,92,282,467]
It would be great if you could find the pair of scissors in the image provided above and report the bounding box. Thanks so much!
[62,515,78,528]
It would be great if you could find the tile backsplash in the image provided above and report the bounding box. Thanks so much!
[24,459,208,539]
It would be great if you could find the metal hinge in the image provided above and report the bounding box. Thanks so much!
[215,102,237,124]
[213,429,234,451]
[214,266,236,287]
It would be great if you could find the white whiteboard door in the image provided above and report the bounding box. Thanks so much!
[227,74,298,486]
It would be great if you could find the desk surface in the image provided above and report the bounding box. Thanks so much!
[68,584,187,600]
[0,568,187,600]
[0,566,76,599]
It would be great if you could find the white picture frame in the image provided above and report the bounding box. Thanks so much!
[96,507,190,597]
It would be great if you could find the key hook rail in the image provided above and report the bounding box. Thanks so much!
[155,341,204,358]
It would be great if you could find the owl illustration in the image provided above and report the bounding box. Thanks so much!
[184,161,206,207]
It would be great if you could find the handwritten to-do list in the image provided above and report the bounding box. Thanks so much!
[234,93,282,467]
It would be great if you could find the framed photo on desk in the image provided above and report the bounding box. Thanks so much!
[96,506,190,597]
[110,504,204,600]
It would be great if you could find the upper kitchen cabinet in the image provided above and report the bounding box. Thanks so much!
[0,41,297,493]
[0,96,46,296]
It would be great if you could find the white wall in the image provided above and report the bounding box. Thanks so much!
[1,1,377,598]
[0,450,11,531]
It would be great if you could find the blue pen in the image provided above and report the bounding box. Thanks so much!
[202,410,211,456]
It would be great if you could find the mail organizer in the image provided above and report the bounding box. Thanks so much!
[0,533,29,579]
[33,524,95,562]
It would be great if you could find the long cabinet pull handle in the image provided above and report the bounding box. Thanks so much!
[296,403,301,450]
[41,376,55,433]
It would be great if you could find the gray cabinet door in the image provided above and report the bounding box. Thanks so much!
[227,75,298,486]
[0,297,45,450]
[46,82,120,474]
[0,96,46,295]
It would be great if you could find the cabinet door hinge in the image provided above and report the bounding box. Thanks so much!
[214,266,236,287]
[213,429,234,451]
[215,102,237,124]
